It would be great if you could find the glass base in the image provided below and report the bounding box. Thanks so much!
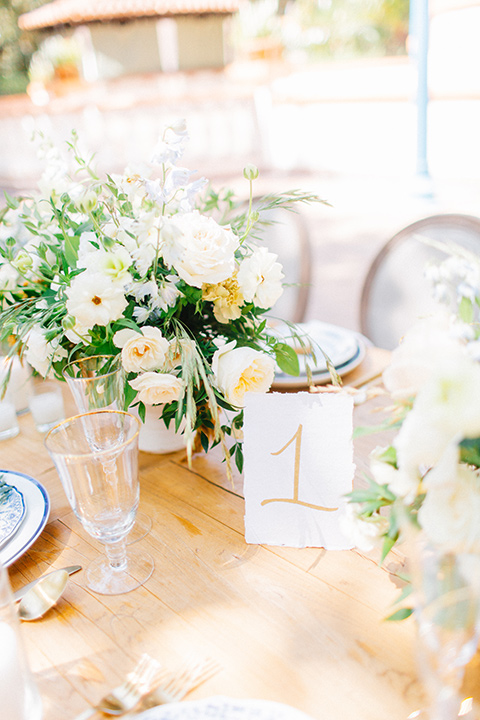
[85,548,154,595]
[126,511,152,545]
[407,697,476,720]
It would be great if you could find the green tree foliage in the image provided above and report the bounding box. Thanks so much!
[291,0,410,59]
[0,0,50,95]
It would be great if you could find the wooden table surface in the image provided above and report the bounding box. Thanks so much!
[2,347,477,720]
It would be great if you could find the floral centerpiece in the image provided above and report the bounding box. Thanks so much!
[0,121,325,473]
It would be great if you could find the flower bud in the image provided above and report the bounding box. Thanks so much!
[76,189,97,214]
[11,250,32,273]
[62,315,76,331]
[243,164,259,181]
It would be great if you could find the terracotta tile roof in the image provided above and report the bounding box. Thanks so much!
[19,0,239,30]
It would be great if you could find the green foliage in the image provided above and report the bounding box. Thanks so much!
[0,0,50,95]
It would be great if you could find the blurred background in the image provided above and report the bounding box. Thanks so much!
[0,0,479,333]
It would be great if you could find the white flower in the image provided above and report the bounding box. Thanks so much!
[399,351,480,471]
[64,321,91,344]
[212,341,275,407]
[66,272,127,329]
[418,447,480,553]
[370,451,418,503]
[79,247,133,285]
[77,231,99,262]
[340,503,388,552]
[237,246,284,309]
[24,326,67,377]
[113,327,169,373]
[158,221,183,268]
[0,262,19,291]
[382,313,466,402]
[170,212,239,288]
[130,372,183,405]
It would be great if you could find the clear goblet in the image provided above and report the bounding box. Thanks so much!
[62,354,125,413]
[44,410,154,595]
[408,536,480,720]
[62,355,152,543]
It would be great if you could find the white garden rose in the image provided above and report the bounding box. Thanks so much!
[66,272,127,329]
[418,448,480,554]
[383,313,466,401]
[237,246,284,309]
[212,341,275,407]
[113,327,169,373]
[170,211,239,288]
[129,372,183,405]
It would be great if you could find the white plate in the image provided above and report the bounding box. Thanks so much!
[136,696,314,720]
[271,320,366,389]
[0,470,50,567]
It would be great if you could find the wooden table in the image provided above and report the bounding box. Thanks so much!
[1,347,477,720]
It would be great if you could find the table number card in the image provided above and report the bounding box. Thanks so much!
[243,392,355,549]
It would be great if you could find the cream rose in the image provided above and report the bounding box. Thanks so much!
[129,372,184,405]
[113,327,169,373]
[170,211,239,288]
[212,341,275,407]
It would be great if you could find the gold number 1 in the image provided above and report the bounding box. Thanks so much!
[261,423,338,512]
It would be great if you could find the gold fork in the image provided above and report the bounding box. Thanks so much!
[73,653,163,720]
[124,656,221,716]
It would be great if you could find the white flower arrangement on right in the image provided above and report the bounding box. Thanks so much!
[345,313,480,617]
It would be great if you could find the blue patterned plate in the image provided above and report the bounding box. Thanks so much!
[0,470,50,567]
[0,476,26,550]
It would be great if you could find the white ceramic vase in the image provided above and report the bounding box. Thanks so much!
[134,404,187,454]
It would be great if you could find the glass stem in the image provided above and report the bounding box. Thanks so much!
[105,539,128,572]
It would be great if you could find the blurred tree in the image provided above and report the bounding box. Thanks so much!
[240,0,410,61]
[0,0,50,95]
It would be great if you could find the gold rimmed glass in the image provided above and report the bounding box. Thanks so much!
[62,355,152,542]
[45,410,154,595]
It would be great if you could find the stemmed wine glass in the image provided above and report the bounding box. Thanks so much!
[62,354,152,542]
[408,535,480,720]
[44,410,154,595]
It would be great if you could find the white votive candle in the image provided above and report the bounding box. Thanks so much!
[0,357,33,413]
[29,390,65,432]
[0,399,20,440]
[0,621,28,720]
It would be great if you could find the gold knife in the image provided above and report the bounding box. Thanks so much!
[13,565,82,601]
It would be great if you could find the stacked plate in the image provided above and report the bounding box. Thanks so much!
[0,470,50,567]
[136,696,314,720]
[271,320,367,390]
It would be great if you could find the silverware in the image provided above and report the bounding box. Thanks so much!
[18,569,69,621]
[13,565,81,602]
[72,654,162,720]
[124,656,221,717]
